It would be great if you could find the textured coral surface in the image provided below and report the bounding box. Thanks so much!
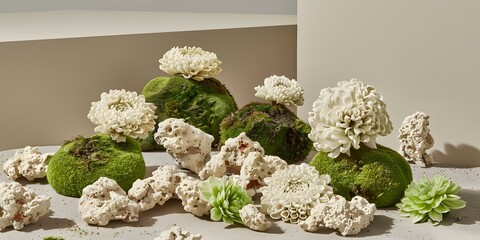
[47,134,145,197]
[310,144,412,207]
[140,76,237,151]
[220,102,312,164]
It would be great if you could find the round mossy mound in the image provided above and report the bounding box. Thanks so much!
[139,76,238,151]
[47,134,146,198]
[309,144,413,208]
[220,102,312,164]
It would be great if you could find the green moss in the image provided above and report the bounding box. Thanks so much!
[47,134,145,198]
[309,144,413,208]
[139,76,238,151]
[43,237,65,240]
[220,102,312,164]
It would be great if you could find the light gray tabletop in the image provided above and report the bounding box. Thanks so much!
[0,146,479,240]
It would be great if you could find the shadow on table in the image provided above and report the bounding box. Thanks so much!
[432,144,480,168]
[19,211,75,232]
[355,215,394,237]
[440,189,480,226]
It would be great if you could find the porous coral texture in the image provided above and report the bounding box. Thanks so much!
[154,225,203,240]
[239,153,286,191]
[78,177,140,226]
[298,195,376,236]
[159,46,222,81]
[254,75,304,106]
[213,132,264,175]
[0,181,51,231]
[308,78,393,158]
[128,165,186,211]
[88,89,157,142]
[3,146,50,181]
[398,111,434,167]
[239,204,272,231]
[175,176,211,216]
[154,118,214,174]
[260,163,333,224]
[198,154,226,180]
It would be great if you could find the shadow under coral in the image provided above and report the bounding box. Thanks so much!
[432,143,480,168]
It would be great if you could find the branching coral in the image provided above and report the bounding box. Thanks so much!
[3,146,50,181]
[396,175,466,224]
[0,182,51,231]
[254,75,304,106]
[259,163,333,223]
[200,176,252,225]
[78,177,140,225]
[398,111,434,167]
[88,89,157,142]
[159,46,222,81]
[298,195,376,236]
[308,78,393,158]
[154,118,214,175]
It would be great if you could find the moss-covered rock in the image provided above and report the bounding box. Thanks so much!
[309,144,412,208]
[220,102,312,164]
[47,134,145,197]
[139,76,237,151]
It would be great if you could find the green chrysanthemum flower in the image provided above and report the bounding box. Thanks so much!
[396,175,466,224]
[200,176,253,225]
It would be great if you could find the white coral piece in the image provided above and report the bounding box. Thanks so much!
[259,163,333,223]
[159,46,222,81]
[308,78,393,158]
[2,146,51,181]
[211,132,264,175]
[198,154,226,180]
[154,225,203,240]
[154,118,214,175]
[298,195,376,236]
[239,204,272,232]
[128,166,186,211]
[175,176,211,216]
[78,177,140,226]
[254,75,304,106]
[398,111,434,167]
[0,181,51,231]
[87,89,157,142]
[239,153,286,191]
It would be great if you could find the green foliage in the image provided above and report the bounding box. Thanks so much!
[139,76,237,151]
[310,144,413,207]
[220,102,312,164]
[47,134,145,197]
[200,177,252,225]
[396,175,466,224]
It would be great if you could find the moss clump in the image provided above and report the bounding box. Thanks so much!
[220,102,312,164]
[47,134,145,197]
[310,144,412,208]
[139,76,237,151]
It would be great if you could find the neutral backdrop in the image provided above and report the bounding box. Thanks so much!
[297,0,480,167]
[0,25,297,150]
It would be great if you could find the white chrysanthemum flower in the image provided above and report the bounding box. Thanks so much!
[88,89,157,142]
[308,78,393,158]
[159,46,222,81]
[254,75,304,106]
[259,163,333,224]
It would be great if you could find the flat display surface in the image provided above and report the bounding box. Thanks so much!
[0,147,478,239]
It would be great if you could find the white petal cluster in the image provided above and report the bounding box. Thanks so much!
[259,163,333,223]
[308,78,393,158]
[159,46,222,81]
[88,89,157,142]
[254,75,304,106]
[398,111,434,167]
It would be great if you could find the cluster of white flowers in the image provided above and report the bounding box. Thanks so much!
[308,78,393,158]
[87,89,157,142]
[159,46,222,81]
[254,75,304,106]
[259,163,333,223]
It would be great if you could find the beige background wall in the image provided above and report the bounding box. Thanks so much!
[0,25,297,150]
[298,0,480,166]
